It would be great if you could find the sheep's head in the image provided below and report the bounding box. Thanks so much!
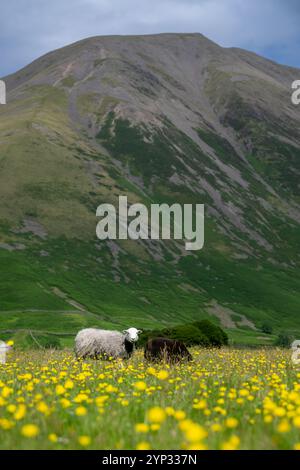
[291,340,300,351]
[123,327,142,343]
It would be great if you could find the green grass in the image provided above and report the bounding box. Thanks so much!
[0,347,299,450]
[0,80,300,348]
[0,237,300,347]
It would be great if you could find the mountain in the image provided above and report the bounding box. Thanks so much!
[0,33,300,345]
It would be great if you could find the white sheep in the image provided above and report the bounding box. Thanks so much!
[0,341,11,364]
[74,327,142,360]
[291,340,300,365]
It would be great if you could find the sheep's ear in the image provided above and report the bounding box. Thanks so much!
[123,330,128,335]
[138,329,143,334]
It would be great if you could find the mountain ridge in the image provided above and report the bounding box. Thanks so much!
[0,33,299,345]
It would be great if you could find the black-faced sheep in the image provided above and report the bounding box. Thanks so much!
[74,327,142,360]
[144,337,193,362]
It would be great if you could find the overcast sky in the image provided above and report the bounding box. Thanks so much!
[1,0,300,76]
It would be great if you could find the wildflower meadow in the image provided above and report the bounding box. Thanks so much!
[0,347,300,450]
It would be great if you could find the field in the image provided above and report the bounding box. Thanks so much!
[0,347,300,450]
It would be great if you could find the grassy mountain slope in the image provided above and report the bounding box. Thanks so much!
[0,33,300,345]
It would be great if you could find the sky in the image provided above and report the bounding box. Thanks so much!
[1,0,300,76]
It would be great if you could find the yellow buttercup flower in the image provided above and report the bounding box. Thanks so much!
[0,418,14,430]
[55,385,66,396]
[264,415,273,424]
[157,370,169,380]
[277,420,291,433]
[274,407,286,417]
[187,442,208,450]
[174,410,186,420]
[225,417,238,429]
[150,424,160,431]
[134,381,147,391]
[293,416,300,428]
[14,404,26,421]
[147,406,166,424]
[136,441,151,450]
[193,399,207,410]
[65,380,74,389]
[211,423,222,432]
[78,435,91,447]
[178,419,194,431]
[21,424,40,438]
[48,433,58,443]
[60,398,71,408]
[36,401,50,416]
[7,404,17,414]
[135,423,149,433]
[165,406,175,416]
[221,435,240,450]
[75,406,87,416]
[1,387,12,398]
[184,423,208,443]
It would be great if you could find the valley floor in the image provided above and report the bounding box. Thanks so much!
[0,348,300,450]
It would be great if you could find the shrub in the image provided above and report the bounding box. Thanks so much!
[261,322,273,335]
[139,320,227,348]
[193,320,228,346]
[163,325,210,346]
[274,332,294,349]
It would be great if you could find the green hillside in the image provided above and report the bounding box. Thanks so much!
[0,34,300,346]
